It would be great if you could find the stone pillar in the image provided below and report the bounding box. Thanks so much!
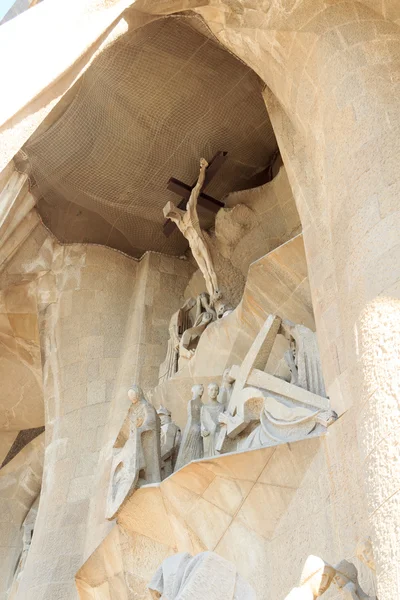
[260,7,400,598]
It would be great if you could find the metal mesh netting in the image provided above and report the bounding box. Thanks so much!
[23,15,277,258]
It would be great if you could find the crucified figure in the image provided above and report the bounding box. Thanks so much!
[163,158,220,303]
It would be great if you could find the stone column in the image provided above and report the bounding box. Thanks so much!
[260,7,400,598]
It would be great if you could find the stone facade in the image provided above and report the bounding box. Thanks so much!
[0,2,399,600]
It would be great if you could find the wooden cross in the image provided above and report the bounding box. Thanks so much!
[163,151,228,237]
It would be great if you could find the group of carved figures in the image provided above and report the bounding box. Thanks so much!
[107,380,229,518]
[107,317,338,519]
[147,539,377,600]
[158,291,228,384]
[175,317,337,470]
[106,385,181,519]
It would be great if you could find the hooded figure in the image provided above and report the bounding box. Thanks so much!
[148,551,255,600]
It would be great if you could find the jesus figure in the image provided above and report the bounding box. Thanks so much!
[163,158,220,302]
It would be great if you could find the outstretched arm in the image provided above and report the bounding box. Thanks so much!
[187,158,208,220]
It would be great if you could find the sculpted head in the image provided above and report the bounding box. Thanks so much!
[208,382,219,400]
[157,406,172,426]
[128,384,143,404]
[222,368,235,385]
[192,384,204,399]
[333,560,358,589]
[356,537,375,571]
[163,201,183,221]
[300,556,335,596]
[216,303,226,319]
[199,292,210,303]
[213,289,222,302]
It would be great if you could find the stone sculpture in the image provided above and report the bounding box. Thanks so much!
[219,386,337,452]
[333,560,377,600]
[217,368,235,410]
[216,314,336,454]
[159,297,196,383]
[356,538,376,571]
[281,321,327,397]
[163,158,220,302]
[148,551,256,599]
[174,384,204,471]
[158,406,181,479]
[195,290,217,321]
[284,555,335,599]
[201,382,224,458]
[106,385,161,519]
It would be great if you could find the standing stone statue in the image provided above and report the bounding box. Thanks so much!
[355,538,376,572]
[148,551,256,599]
[163,158,220,302]
[159,297,196,383]
[201,382,224,458]
[106,385,161,519]
[333,560,377,600]
[217,368,235,410]
[284,555,335,599]
[281,321,327,397]
[158,406,181,479]
[174,385,204,471]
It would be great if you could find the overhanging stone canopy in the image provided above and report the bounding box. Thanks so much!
[22,15,277,258]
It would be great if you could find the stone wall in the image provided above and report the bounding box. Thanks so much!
[0,220,194,600]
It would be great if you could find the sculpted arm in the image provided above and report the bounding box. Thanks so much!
[200,406,210,437]
[187,158,208,222]
[218,411,248,438]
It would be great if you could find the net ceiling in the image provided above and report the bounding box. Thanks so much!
[23,14,277,258]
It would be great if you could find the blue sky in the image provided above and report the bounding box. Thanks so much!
[0,0,18,21]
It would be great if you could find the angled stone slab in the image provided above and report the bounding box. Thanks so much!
[228,314,282,414]
[230,366,329,411]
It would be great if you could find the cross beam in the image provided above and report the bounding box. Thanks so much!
[163,151,227,237]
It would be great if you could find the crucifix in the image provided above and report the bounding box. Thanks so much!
[163,155,230,303]
[163,151,227,237]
